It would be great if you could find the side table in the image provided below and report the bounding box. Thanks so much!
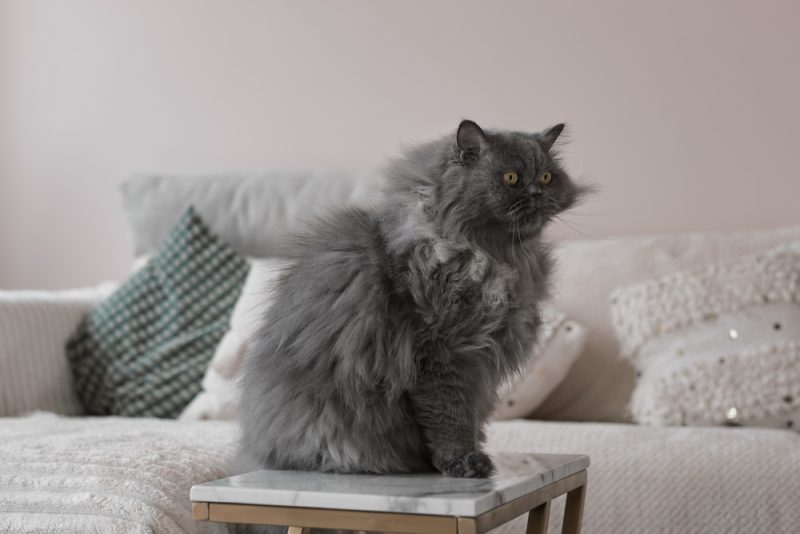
[191,452,589,534]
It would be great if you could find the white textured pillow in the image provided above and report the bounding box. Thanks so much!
[492,308,587,421]
[180,258,289,420]
[0,284,117,416]
[611,243,800,430]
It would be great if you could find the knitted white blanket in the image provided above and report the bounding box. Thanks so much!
[2,414,799,533]
[0,413,234,534]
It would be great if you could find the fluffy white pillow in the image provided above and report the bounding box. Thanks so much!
[180,259,288,420]
[492,308,587,421]
[0,283,117,416]
[611,242,800,429]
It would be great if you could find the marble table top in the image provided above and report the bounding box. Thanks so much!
[191,452,589,517]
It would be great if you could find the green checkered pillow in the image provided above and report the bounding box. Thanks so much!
[67,207,249,418]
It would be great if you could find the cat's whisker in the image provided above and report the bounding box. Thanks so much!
[554,214,596,239]
[509,223,519,268]
[554,216,594,229]
[561,210,617,217]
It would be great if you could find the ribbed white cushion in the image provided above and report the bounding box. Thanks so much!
[0,284,116,416]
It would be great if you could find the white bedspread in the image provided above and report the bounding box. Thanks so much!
[1,414,798,533]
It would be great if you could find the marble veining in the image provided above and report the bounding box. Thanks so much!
[190,452,589,517]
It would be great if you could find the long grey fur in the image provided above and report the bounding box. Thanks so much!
[236,120,590,481]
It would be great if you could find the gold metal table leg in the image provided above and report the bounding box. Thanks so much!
[526,500,551,534]
[561,481,587,534]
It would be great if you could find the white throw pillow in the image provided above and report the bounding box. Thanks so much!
[0,283,117,416]
[492,308,587,421]
[611,242,800,429]
[180,258,289,420]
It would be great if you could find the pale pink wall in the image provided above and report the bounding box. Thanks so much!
[1,0,799,289]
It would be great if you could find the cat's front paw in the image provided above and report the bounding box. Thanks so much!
[436,452,495,478]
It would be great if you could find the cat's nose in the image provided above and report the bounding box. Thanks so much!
[530,189,543,198]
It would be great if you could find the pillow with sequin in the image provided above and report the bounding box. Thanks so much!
[67,207,249,418]
[610,242,800,430]
[491,307,587,420]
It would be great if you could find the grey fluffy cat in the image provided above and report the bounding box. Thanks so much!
[237,120,588,478]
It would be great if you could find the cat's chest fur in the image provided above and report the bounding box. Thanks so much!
[400,235,550,375]
[420,236,548,307]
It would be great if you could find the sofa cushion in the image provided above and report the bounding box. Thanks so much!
[0,284,116,416]
[486,420,800,534]
[67,207,249,418]
[121,172,378,258]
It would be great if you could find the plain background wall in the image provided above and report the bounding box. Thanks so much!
[1,0,799,289]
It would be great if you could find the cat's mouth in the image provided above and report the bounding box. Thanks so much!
[516,204,545,222]
[508,209,545,239]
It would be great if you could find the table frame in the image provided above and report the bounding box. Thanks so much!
[192,469,587,534]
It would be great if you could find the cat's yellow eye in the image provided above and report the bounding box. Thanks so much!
[502,172,519,186]
[539,171,553,185]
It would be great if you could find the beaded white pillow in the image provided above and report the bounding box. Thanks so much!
[611,243,800,429]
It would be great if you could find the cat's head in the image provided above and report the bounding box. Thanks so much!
[429,119,589,242]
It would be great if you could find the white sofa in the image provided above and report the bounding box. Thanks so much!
[2,173,799,533]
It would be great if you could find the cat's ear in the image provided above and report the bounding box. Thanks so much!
[540,123,565,152]
[456,120,487,163]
